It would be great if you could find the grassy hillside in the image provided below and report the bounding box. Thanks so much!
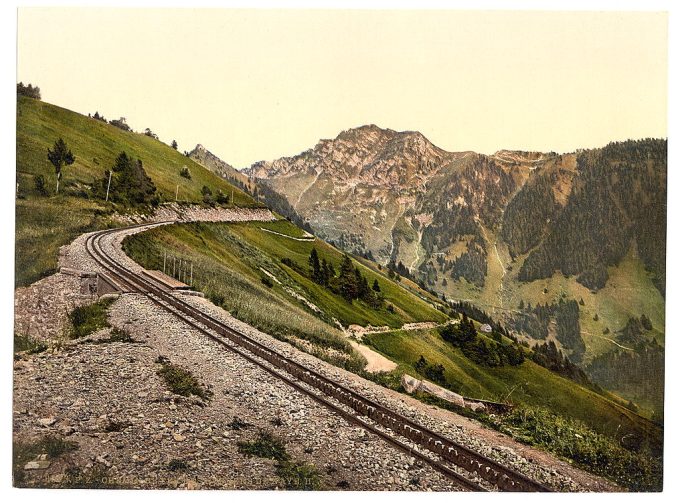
[363,327,662,490]
[122,219,447,373]
[364,327,659,447]
[123,219,446,330]
[15,95,256,286]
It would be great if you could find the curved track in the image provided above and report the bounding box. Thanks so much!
[85,223,552,492]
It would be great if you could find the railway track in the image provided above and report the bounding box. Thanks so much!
[85,223,552,492]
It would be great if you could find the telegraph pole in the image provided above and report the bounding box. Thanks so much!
[105,170,113,202]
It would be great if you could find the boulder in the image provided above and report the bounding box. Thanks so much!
[400,374,465,408]
[400,374,421,394]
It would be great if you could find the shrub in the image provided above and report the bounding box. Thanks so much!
[276,460,322,490]
[179,166,191,179]
[216,190,230,205]
[167,459,189,472]
[414,355,447,384]
[208,291,225,306]
[237,431,289,461]
[157,362,211,400]
[227,416,251,431]
[68,298,114,339]
[96,152,158,206]
[261,276,274,288]
[17,82,41,99]
[34,174,48,196]
[201,185,214,205]
[14,334,47,355]
[92,327,136,344]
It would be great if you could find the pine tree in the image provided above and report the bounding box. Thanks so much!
[171,139,178,150]
[103,152,157,205]
[47,138,75,194]
[321,258,332,286]
[308,248,322,284]
[338,255,358,301]
[372,279,381,292]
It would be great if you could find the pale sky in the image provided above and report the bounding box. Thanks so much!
[17,9,667,168]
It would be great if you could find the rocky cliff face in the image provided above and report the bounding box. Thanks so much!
[245,125,584,273]
[245,126,667,385]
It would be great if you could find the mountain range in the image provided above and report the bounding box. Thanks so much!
[235,125,666,411]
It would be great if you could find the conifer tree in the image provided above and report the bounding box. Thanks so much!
[47,138,75,194]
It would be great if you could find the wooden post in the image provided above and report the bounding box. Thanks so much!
[163,250,166,274]
[173,256,176,278]
[190,262,193,286]
[105,170,113,202]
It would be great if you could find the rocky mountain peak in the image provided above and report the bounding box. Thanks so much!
[187,143,248,186]
[247,125,452,185]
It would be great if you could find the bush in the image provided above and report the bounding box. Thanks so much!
[227,416,252,431]
[96,152,158,206]
[179,166,191,179]
[276,460,322,490]
[201,186,213,205]
[68,298,114,339]
[17,82,41,99]
[208,291,225,306]
[167,459,189,472]
[261,276,274,288]
[216,190,230,205]
[414,355,447,385]
[237,431,289,461]
[91,327,137,344]
[34,175,48,196]
[156,361,211,400]
[14,334,47,355]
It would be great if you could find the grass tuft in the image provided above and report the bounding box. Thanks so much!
[68,297,115,339]
[237,431,289,461]
[167,459,189,472]
[156,361,211,400]
[14,333,48,355]
[13,435,78,487]
[91,327,137,344]
[276,460,322,490]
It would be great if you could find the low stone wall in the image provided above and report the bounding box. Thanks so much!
[113,204,275,225]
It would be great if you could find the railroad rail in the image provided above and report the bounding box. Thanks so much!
[84,223,552,492]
